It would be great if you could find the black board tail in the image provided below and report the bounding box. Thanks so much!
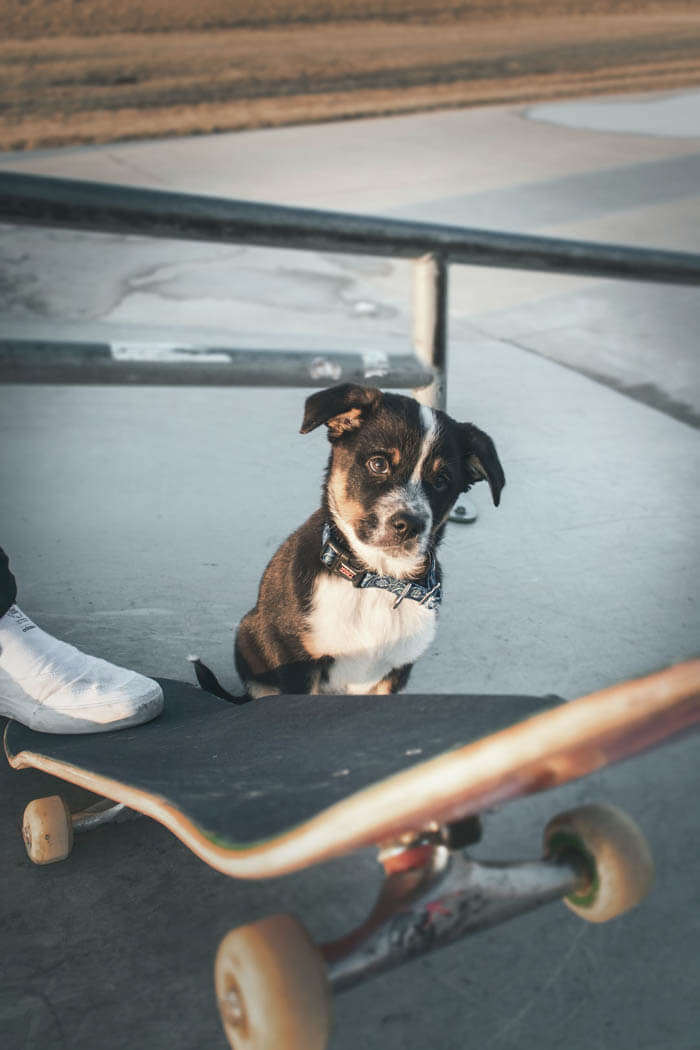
[188,657,252,705]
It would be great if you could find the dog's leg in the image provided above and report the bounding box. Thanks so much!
[368,663,413,695]
[242,653,330,699]
[245,680,281,700]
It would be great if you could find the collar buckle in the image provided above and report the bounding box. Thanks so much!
[321,527,365,585]
[320,538,342,571]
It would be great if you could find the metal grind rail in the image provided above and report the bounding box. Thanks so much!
[2,171,700,406]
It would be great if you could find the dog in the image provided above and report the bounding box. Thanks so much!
[192,383,504,701]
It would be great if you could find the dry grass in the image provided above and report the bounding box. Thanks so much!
[2,1,683,37]
[1,1,699,150]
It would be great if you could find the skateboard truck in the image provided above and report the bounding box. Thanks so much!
[215,803,654,1050]
[21,795,137,865]
[322,825,584,993]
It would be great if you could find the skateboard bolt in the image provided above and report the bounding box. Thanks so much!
[454,505,467,517]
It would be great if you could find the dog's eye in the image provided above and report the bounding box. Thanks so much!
[432,472,451,492]
[367,455,390,476]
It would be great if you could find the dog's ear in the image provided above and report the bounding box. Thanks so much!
[456,423,505,507]
[300,384,382,439]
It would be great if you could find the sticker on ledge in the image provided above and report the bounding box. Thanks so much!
[110,343,231,363]
[310,356,343,381]
[362,349,390,378]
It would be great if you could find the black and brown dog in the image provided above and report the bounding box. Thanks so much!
[192,383,504,701]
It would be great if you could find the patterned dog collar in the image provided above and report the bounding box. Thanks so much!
[320,522,441,611]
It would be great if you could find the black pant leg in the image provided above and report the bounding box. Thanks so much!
[0,547,18,617]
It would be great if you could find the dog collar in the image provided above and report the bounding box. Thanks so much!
[320,522,442,611]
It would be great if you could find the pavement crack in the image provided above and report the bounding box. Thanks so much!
[102,149,171,188]
[482,923,588,1048]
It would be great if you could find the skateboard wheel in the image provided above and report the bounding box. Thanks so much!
[22,795,74,865]
[215,913,332,1050]
[544,803,654,923]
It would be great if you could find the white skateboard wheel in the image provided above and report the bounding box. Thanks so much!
[215,913,332,1050]
[22,795,74,865]
[544,802,654,923]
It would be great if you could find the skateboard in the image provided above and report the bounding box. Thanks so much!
[5,659,700,1050]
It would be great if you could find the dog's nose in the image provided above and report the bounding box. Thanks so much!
[389,511,426,541]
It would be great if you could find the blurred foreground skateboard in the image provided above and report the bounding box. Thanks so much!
[5,660,700,1050]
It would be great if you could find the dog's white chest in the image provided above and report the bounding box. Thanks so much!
[308,575,437,694]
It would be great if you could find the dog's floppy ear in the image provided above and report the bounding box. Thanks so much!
[457,423,505,507]
[300,384,382,439]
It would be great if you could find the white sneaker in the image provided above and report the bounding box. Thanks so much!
[0,605,163,733]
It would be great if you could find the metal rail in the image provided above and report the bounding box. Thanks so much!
[0,338,431,388]
[3,172,700,284]
[1,171,700,403]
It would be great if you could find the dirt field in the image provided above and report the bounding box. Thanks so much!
[2,1,700,150]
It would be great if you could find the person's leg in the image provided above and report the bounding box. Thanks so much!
[0,546,18,617]
[0,546,163,733]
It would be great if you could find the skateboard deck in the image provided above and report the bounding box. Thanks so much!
[5,661,700,879]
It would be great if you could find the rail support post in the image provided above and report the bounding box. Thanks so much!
[412,252,448,411]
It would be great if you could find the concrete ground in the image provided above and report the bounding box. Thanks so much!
[1,92,699,1049]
